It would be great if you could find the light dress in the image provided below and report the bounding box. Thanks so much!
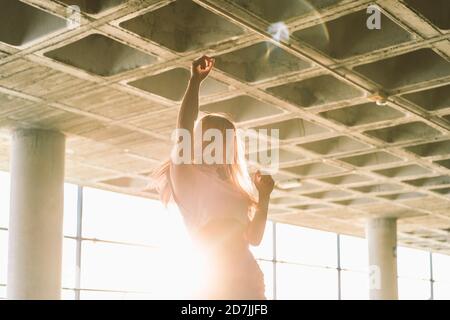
[169,162,266,299]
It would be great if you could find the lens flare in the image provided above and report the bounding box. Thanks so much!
[263,0,330,61]
[268,22,290,43]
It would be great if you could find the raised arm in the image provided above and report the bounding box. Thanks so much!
[177,55,215,133]
[247,171,275,246]
[170,56,215,196]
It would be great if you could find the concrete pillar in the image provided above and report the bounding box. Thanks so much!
[366,218,398,300]
[7,129,66,299]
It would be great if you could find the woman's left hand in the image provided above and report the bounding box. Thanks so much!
[191,55,215,82]
[253,170,275,199]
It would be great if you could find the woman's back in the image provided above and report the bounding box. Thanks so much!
[169,162,251,237]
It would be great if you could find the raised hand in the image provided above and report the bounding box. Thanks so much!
[191,55,215,82]
[253,170,275,199]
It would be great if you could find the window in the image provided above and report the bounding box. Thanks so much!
[61,289,76,300]
[434,281,450,300]
[276,223,337,267]
[250,221,273,260]
[79,289,157,300]
[1,169,449,300]
[63,184,78,237]
[82,187,185,246]
[397,246,431,300]
[432,253,450,283]
[398,277,431,300]
[62,238,77,289]
[81,240,164,293]
[397,246,430,279]
[340,270,369,300]
[276,263,338,299]
[0,230,7,286]
[79,239,200,299]
[0,171,9,228]
[340,235,368,272]
[432,252,450,300]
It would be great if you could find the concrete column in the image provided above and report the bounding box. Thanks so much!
[366,218,398,300]
[7,129,66,300]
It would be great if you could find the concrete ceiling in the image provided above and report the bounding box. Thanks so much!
[0,0,450,253]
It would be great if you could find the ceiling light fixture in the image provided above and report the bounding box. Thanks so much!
[368,91,389,106]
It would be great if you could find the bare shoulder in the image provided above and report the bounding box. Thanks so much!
[169,162,197,189]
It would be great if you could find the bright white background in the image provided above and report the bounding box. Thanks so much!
[0,170,449,299]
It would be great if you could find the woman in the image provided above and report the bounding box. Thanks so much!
[154,55,274,299]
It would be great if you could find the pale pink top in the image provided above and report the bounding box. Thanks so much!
[169,162,251,234]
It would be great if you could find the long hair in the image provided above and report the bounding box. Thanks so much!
[152,113,257,211]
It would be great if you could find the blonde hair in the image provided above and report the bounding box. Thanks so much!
[152,113,257,210]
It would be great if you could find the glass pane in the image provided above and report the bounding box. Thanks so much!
[80,240,200,298]
[61,289,76,300]
[81,240,160,292]
[250,221,273,260]
[434,281,450,300]
[0,285,5,299]
[82,187,186,246]
[0,230,7,285]
[397,246,430,279]
[0,171,10,228]
[398,277,431,300]
[257,259,274,300]
[276,223,337,267]
[340,270,369,300]
[62,238,77,289]
[63,184,78,237]
[432,253,450,282]
[80,290,157,300]
[276,263,338,299]
[339,235,368,272]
